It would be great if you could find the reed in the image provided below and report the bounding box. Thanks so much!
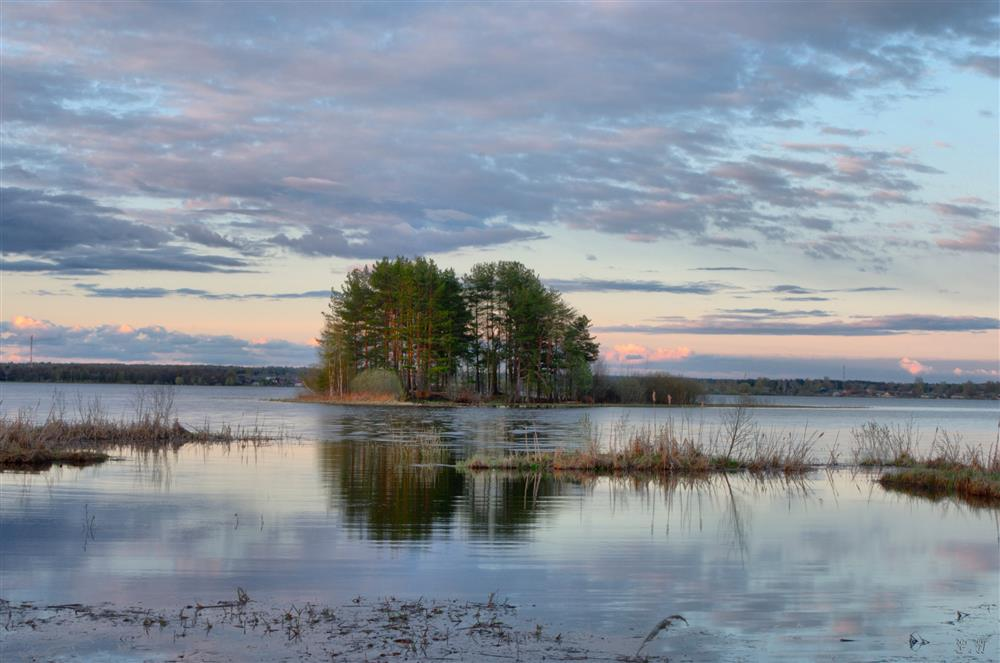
[0,388,279,470]
[874,425,1000,503]
[460,407,821,475]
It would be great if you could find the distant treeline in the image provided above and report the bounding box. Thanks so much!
[703,377,1000,400]
[1,362,303,387]
[4,363,996,401]
[307,257,599,402]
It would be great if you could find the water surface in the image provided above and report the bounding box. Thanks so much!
[1,383,998,661]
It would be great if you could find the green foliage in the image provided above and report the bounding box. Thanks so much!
[349,368,405,399]
[591,372,704,405]
[314,257,599,402]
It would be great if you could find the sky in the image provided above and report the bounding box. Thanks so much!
[2,1,998,381]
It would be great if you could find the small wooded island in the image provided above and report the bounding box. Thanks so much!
[303,256,702,405]
[305,257,604,403]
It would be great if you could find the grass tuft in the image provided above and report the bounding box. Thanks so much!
[1,388,281,471]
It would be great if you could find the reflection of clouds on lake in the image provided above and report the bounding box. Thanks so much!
[2,436,997,660]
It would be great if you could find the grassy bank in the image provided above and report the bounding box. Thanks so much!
[1,389,275,470]
[878,465,1000,503]
[848,421,1000,502]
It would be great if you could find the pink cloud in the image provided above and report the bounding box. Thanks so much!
[12,315,50,330]
[605,343,693,363]
[899,357,930,375]
[834,155,867,174]
[936,224,999,253]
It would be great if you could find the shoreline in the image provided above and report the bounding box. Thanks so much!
[282,395,868,410]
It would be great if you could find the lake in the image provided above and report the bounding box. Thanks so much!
[1,383,998,661]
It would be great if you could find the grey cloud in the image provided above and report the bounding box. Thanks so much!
[820,127,869,137]
[702,235,756,249]
[543,278,729,295]
[716,308,832,318]
[1,318,315,366]
[271,223,544,259]
[2,187,168,252]
[594,314,999,336]
[956,54,1000,78]
[0,1,994,267]
[3,247,250,275]
[173,223,243,249]
[606,353,1000,382]
[765,284,899,295]
[2,187,251,273]
[780,296,832,302]
[69,283,331,300]
[930,202,987,218]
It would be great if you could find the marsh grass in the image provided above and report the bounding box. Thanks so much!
[0,388,280,470]
[864,423,1000,503]
[459,408,1000,505]
[461,405,822,475]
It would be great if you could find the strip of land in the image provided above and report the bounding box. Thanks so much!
[0,390,275,470]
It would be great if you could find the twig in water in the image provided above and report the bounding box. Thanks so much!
[636,614,688,655]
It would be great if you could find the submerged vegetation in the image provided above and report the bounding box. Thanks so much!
[0,388,276,470]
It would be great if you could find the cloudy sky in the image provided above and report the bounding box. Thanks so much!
[2,1,998,380]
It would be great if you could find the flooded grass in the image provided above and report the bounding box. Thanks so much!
[878,465,1000,503]
[852,421,1000,503]
[0,387,280,471]
[460,406,823,475]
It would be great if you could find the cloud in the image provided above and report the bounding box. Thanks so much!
[953,367,1000,378]
[0,318,315,366]
[11,315,51,330]
[691,266,773,272]
[956,54,1000,78]
[899,357,930,375]
[0,1,994,269]
[172,223,243,249]
[281,176,342,190]
[930,202,988,218]
[594,313,1000,336]
[598,354,1000,382]
[764,284,899,296]
[603,343,693,364]
[936,224,1000,253]
[820,127,869,137]
[61,284,332,300]
[271,223,544,259]
[2,188,251,273]
[543,278,728,295]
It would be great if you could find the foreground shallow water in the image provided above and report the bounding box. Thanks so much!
[3,442,998,661]
[1,384,998,660]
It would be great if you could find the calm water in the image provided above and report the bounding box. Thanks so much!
[1,383,998,661]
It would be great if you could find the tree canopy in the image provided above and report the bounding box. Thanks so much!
[309,257,599,402]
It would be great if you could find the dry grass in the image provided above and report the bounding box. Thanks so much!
[1,388,278,470]
[852,420,1000,503]
[461,406,822,475]
[297,390,403,404]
